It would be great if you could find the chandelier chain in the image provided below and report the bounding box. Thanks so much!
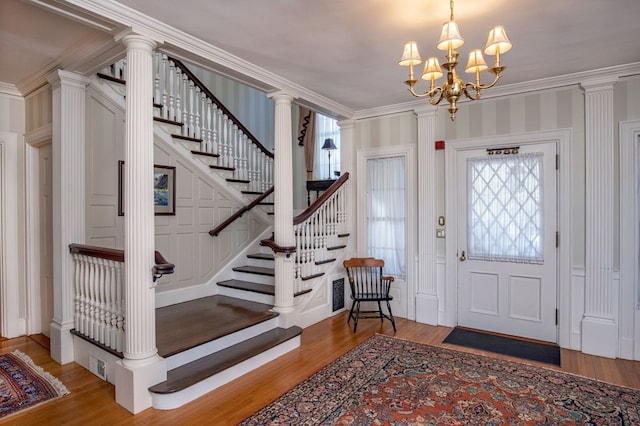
[450,0,455,22]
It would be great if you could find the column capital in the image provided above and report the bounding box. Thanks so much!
[267,90,295,104]
[337,119,355,130]
[413,104,438,118]
[580,75,618,92]
[120,32,157,52]
[46,69,90,89]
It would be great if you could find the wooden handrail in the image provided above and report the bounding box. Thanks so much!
[170,57,274,159]
[294,172,349,225]
[260,233,296,255]
[69,243,175,276]
[209,187,275,236]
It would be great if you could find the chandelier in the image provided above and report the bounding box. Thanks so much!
[399,0,512,121]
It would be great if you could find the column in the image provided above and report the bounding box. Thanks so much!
[268,92,295,317]
[114,33,166,414]
[337,119,354,258]
[581,76,617,358]
[46,70,90,364]
[414,105,439,325]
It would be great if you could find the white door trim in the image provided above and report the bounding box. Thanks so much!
[0,130,23,337]
[444,129,573,347]
[25,124,53,335]
[619,119,640,360]
[356,144,417,321]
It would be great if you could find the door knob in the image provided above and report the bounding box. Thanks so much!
[459,250,466,261]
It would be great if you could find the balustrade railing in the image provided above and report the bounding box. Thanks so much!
[100,53,274,193]
[69,244,174,354]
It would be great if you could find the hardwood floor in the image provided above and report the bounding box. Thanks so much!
[2,313,639,425]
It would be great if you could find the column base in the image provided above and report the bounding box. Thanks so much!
[581,315,618,358]
[49,321,74,364]
[415,294,439,325]
[115,355,167,414]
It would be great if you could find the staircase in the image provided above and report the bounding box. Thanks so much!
[73,54,350,411]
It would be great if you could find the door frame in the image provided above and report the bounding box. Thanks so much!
[444,129,573,346]
[0,130,22,337]
[356,144,417,321]
[619,119,640,360]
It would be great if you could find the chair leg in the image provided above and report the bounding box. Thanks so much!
[386,300,396,332]
[353,301,360,332]
[377,301,384,322]
[347,300,356,326]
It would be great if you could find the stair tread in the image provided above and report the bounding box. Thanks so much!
[149,326,302,394]
[191,150,219,158]
[218,279,275,295]
[232,265,275,276]
[210,165,235,171]
[246,253,275,261]
[155,295,277,358]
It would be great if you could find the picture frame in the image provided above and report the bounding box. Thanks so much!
[118,161,176,216]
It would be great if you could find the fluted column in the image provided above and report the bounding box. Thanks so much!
[581,76,617,358]
[338,119,355,258]
[268,92,295,314]
[414,105,439,325]
[46,70,89,364]
[114,33,166,414]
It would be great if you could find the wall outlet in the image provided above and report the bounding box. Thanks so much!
[436,229,446,238]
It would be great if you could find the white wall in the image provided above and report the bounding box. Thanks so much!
[352,75,640,358]
[0,88,26,337]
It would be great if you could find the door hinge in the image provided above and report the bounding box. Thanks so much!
[555,154,559,170]
[555,231,559,248]
[555,309,559,325]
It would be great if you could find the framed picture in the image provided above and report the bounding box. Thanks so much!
[118,161,176,216]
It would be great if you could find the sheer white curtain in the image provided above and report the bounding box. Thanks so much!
[313,114,340,180]
[467,153,544,263]
[366,156,406,279]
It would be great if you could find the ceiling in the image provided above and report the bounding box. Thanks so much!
[3,0,640,113]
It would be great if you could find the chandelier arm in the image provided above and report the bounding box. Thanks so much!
[407,85,442,100]
[430,89,446,106]
[465,73,502,93]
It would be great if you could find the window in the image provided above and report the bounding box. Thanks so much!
[314,114,340,180]
[467,153,544,264]
[366,156,406,279]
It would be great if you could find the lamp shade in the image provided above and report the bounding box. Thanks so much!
[399,41,422,66]
[465,49,488,73]
[484,26,512,55]
[437,21,464,51]
[421,57,443,81]
[322,138,337,150]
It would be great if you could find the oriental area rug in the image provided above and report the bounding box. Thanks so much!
[241,334,640,425]
[0,350,69,418]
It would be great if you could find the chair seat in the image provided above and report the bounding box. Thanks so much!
[352,293,393,301]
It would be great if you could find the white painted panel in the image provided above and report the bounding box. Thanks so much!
[198,207,213,226]
[469,272,499,316]
[177,164,193,199]
[509,275,542,322]
[90,205,116,228]
[176,206,193,226]
[177,233,194,281]
[198,178,213,200]
[199,234,214,277]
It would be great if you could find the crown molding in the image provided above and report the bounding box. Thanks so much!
[354,62,640,120]
[0,82,23,98]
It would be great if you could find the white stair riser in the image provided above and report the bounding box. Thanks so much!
[165,317,278,370]
[151,336,300,410]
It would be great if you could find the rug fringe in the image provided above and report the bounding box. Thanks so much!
[11,350,70,397]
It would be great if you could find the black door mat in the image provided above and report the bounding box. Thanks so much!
[443,327,560,366]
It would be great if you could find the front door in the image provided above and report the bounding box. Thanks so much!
[456,142,557,342]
